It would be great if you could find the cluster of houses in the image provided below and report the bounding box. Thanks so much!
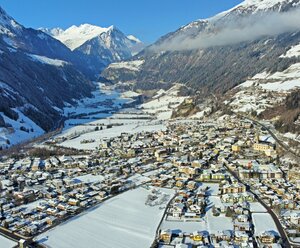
[0,114,299,247]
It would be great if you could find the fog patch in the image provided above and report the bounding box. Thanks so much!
[153,8,300,51]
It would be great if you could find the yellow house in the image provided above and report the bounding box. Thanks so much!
[198,173,211,182]
[190,231,203,241]
[232,144,241,152]
[253,143,274,152]
[176,180,185,188]
[211,173,225,181]
[160,229,172,243]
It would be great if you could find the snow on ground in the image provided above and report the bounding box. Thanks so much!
[0,108,44,148]
[47,83,185,150]
[121,90,141,98]
[281,43,300,58]
[36,187,174,248]
[230,62,300,114]
[141,84,188,120]
[161,191,233,236]
[240,63,300,92]
[249,202,267,213]
[206,196,233,234]
[108,60,144,71]
[252,213,280,236]
[63,83,128,119]
[190,110,205,119]
[201,183,220,196]
[59,120,166,150]
[229,87,283,115]
[0,235,16,248]
[27,53,68,67]
[127,174,151,186]
[74,174,105,184]
[15,199,46,212]
[161,219,207,233]
[53,83,163,150]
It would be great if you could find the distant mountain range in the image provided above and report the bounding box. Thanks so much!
[40,24,145,76]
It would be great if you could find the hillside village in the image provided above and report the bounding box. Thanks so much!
[0,114,299,248]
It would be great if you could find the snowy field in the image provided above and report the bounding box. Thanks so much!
[63,83,129,122]
[58,119,166,150]
[200,183,220,196]
[249,202,267,213]
[51,83,169,150]
[0,235,16,248]
[141,84,188,120]
[37,187,174,248]
[127,173,151,186]
[252,213,279,236]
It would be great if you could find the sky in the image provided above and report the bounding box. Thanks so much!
[0,0,243,44]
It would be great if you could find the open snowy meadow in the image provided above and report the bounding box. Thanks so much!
[36,187,174,248]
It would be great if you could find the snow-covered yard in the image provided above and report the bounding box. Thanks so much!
[206,196,233,234]
[36,187,174,248]
[249,202,267,213]
[161,219,207,233]
[252,213,280,236]
[0,235,16,248]
[74,174,105,184]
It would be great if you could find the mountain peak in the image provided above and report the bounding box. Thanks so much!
[0,5,21,34]
[231,0,300,12]
[51,24,109,50]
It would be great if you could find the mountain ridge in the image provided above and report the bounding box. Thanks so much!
[41,23,145,75]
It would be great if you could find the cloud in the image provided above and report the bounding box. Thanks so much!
[153,8,300,51]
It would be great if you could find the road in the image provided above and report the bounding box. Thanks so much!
[240,114,300,161]
[224,163,300,248]
[0,227,33,247]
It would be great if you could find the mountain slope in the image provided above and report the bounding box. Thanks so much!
[42,24,145,75]
[102,0,300,95]
[0,6,94,148]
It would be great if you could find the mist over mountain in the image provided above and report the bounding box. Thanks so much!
[102,0,300,96]
[153,7,300,51]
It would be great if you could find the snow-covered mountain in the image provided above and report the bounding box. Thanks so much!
[100,0,300,134]
[102,0,300,90]
[41,24,110,51]
[0,6,94,149]
[41,24,145,74]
